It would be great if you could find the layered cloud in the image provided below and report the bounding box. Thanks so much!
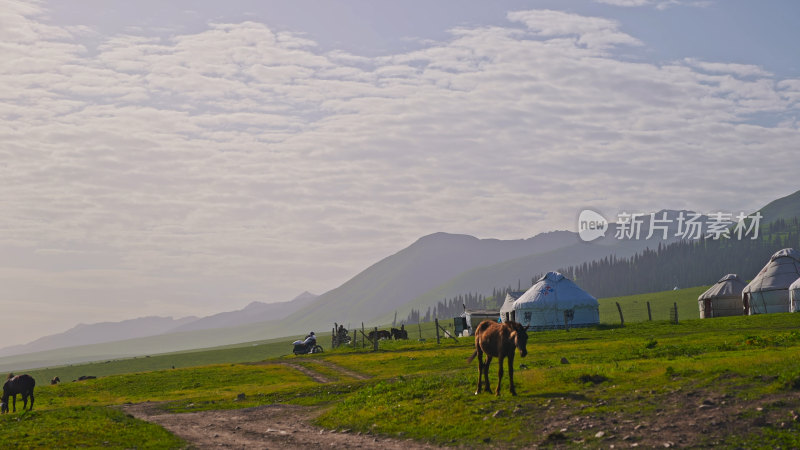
[1,1,798,344]
[594,0,712,9]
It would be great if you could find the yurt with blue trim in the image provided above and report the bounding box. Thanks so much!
[500,272,599,330]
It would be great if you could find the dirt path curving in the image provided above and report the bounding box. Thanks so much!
[123,402,440,449]
[121,360,435,449]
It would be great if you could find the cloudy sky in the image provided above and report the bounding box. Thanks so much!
[2,0,799,346]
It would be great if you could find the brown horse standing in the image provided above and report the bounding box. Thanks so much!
[467,320,528,396]
[1,374,35,413]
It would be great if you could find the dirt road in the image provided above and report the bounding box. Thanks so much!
[123,360,440,449]
[124,402,439,449]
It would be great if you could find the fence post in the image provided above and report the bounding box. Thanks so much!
[435,318,441,344]
[563,310,570,332]
[647,302,652,321]
[673,302,678,324]
[362,322,365,348]
[332,326,336,349]
[373,327,379,351]
[418,323,422,341]
[616,302,624,326]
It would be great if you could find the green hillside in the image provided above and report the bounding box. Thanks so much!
[758,189,800,224]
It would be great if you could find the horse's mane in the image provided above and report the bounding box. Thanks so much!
[6,373,13,380]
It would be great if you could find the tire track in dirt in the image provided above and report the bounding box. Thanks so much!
[312,359,371,381]
[249,360,370,383]
[277,362,333,383]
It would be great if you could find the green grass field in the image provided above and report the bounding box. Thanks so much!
[599,285,709,324]
[4,286,800,448]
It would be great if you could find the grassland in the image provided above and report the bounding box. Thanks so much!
[4,287,800,448]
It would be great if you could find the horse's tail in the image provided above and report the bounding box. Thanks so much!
[466,349,478,364]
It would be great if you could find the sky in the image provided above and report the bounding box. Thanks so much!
[2,0,799,347]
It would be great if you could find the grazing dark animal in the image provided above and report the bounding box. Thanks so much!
[467,320,528,396]
[50,376,60,385]
[75,375,96,381]
[1,374,35,413]
[368,329,392,341]
[390,327,408,340]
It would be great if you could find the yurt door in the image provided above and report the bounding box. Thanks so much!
[704,299,713,318]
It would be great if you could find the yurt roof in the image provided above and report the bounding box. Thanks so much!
[511,271,598,309]
[698,274,747,301]
[743,248,800,294]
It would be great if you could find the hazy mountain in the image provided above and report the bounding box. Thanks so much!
[0,316,198,358]
[170,291,318,333]
[280,230,581,331]
[0,292,317,358]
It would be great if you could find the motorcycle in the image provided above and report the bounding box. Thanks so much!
[292,339,323,355]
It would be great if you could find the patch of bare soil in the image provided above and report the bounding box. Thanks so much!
[534,388,800,448]
[123,402,439,449]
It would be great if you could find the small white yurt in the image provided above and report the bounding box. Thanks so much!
[742,248,800,315]
[698,274,747,318]
[789,277,800,313]
[500,272,599,330]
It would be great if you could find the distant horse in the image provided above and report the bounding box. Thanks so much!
[367,330,392,341]
[390,327,408,340]
[1,374,35,413]
[50,376,60,385]
[467,320,528,396]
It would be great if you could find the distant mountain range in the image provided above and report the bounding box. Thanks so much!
[2,189,798,370]
[0,292,318,358]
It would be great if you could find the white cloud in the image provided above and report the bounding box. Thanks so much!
[594,0,652,6]
[1,1,798,345]
[507,10,642,50]
[684,58,773,78]
[593,0,713,8]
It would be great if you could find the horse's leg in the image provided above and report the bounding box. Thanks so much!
[22,394,27,411]
[508,353,516,396]
[11,394,16,412]
[484,355,493,394]
[496,354,504,396]
[474,348,484,394]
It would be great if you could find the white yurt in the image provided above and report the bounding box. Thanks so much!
[742,248,800,315]
[698,274,747,318]
[789,277,800,313]
[500,272,599,330]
